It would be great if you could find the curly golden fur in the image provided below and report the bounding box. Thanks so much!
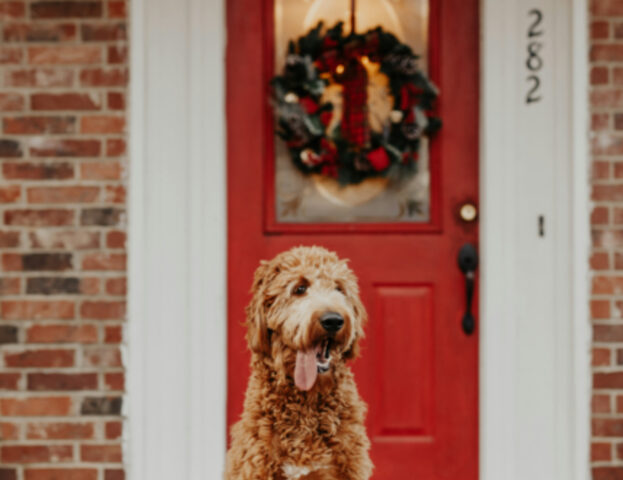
[226,246,373,480]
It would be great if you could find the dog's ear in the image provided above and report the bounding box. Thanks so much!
[344,290,367,360]
[245,260,274,356]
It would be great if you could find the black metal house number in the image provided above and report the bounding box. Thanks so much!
[526,9,544,104]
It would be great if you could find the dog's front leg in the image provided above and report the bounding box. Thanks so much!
[330,423,373,480]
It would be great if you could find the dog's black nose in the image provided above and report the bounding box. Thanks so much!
[320,312,344,333]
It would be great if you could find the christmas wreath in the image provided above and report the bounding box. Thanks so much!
[271,22,441,186]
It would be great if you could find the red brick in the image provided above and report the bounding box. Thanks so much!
[595,160,611,179]
[592,206,610,225]
[4,209,74,226]
[592,299,612,318]
[81,23,126,41]
[2,253,22,271]
[28,45,101,64]
[105,421,122,439]
[82,347,121,367]
[81,278,100,294]
[28,373,97,391]
[106,231,126,249]
[107,92,125,110]
[81,115,125,134]
[1,46,23,64]
[107,1,125,18]
[4,116,75,134]
[31,92,100,110]
[1,445,73,463]
[29,230,99,249]
[30,139,101,157]
[592,134,623,155]
[80,444,121,463]
[0,373,21,390]
[104,185,126,204]
[592,66,610,85]
[3,161,74,180]
[4,348,74,367]
[593,442,612,462]
[0,277,21,295]
[593,184,623,202]
[593,348,612,367]
[27,186,99,204]
[80,161,121,180]
[1,422,19,440]
[595,372,623,389]
[80,68,127,86]
[104,470,124,480]
[592,252,610,270]
[106,138,125,156]
[0,231,20,248]
[1,396,72,416]
[82,253,126,271]
[0,2,25,18]
[26,422,94,440]
[1,300,75,319]
[31,2,102,18]
[104,274,126,293]
[592,20,610,39]
[104,325,122,343]
[4,68,73,87]
[595,325,623,342]
[593,467,623,480]
[591,0,623,16]
[104,372,123,390]
[594,417,623,436]
[3,23,76,42]
[81,301,125,320]
[592,44,623,62]
[27,324,97,343]
[107,45,127,64]
[2,470,19,480]
[0,139,22,157]
[0,185,21,203]
[594,393,611,413]
[617,394,623,413]
[0,93,25,111]
[24,470,97,480]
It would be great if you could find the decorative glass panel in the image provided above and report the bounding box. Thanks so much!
[274,0,432,224]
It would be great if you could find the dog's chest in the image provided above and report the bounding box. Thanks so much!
[270,400,341,477]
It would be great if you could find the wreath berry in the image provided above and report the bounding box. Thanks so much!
[271,21,441,186]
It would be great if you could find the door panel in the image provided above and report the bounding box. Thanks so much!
[227,0,479,477]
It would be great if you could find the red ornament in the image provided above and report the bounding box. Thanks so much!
[299,97,319,115]
[368,147,390,171]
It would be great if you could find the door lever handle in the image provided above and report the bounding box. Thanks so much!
[458,243,478,335]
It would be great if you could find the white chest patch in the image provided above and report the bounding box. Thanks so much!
[282,463,327,479]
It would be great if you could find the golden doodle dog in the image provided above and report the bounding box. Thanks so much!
[226,246,373,480]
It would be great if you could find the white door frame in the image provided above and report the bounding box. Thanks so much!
[480,0,590,479]
[128,0,590,478]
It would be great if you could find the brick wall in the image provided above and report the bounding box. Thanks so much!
[0,1,127,479]
[591,1,623,478]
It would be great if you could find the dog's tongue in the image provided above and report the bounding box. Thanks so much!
[294,346,320,391]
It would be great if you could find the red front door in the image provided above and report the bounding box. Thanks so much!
[227,1,479,478]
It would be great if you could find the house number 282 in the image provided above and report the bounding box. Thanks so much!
[526,9,544,104]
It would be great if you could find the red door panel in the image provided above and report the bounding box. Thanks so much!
[227,1,479,478]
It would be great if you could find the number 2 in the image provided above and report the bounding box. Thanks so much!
[528,9,543,37]
[526,75,541,103]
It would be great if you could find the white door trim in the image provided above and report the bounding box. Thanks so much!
[480,0,590,479]
[128,0,590,478]
[127,0,226,478]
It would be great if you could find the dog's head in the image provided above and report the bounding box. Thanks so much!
[246,245,367,391]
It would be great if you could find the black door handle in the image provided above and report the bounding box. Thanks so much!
[458,243,478,335]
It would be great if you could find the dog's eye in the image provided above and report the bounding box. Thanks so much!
[335,284,345,294]
[293,283,308,296]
